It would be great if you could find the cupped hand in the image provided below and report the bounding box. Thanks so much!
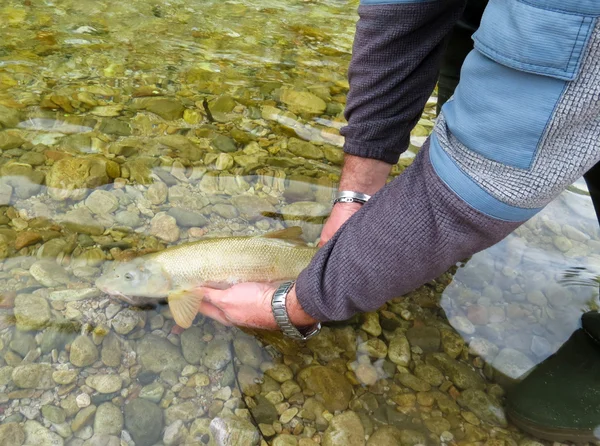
[318,202,362,247]
[195,282,279,329]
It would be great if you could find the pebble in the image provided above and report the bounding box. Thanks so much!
[387,334,411,366]
[124,398,164,446]
[146,182,168,205]
[94,402,124,436]
[24,420,64,446]
[203,339,232,370]
[85,190,119,215]
[85,375,122,393]
[76,393,91,408]
[111,308,140,335]
[70,335,99,367]
[280,407,299,424]
[322,411,364,446]
[29,260,70,287]
[150,213,180,242]
[210,416,260,446]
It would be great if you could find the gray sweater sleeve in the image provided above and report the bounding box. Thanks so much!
[340,1,466,164]
[295,142,521,321]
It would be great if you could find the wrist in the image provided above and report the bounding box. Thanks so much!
[286,284,319,327]
[339,154,392,196]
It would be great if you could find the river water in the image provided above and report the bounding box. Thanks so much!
[0,1,598,445]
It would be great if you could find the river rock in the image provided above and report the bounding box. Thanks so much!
[14,294,51,331]
[41,405,66,424]
[322,411,365,446]
[233,335,264,369]
[297,366,353,412]
[0,104,21,128]
[10,330,36,357]
[85,190,119,215]
[406,326,441,352]
[211,134,237,153]
[115,210,142,227]
[94,402,123,436]
[23,420,64,446]
[0,130,24,149]
[280,89,326,115]
[125,398,164,445]
[426,353,485,390]
[141,98,184,120]
[167,208,208,227]
[0,422,24,446]
[137,334,186,373]
[366,426,403,446]
[111,308,141,335]
[146,182,168,205]
[287,138,324,160]
[210,416,260,446]
[86,374,122,393]
[101,333,122,367]
[30,260,70,287]
[203,339,232,370]
[457,388,507,427]
[150,213,180,243]
[12,363,54,389]
[46,157,110,201]
[163,420,187,446]
[388,334,411,367]
[70,335,99,367]
[180,326,204,364]
[231,195,277,221]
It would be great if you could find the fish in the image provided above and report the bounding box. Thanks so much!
[95,227,318,328]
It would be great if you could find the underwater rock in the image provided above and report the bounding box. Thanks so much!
[94,403,124,436]
[70,335,99,367]
[322,411,365,446]
[23,420,64,446]
[287,138,323,160]
[12,363,54,389]
[46,158,110,201]
[457,388,507,427]
[280,89,326,115]
[14,294,51,331]
[297,365,353,412]
[124,398,164,446]
[210,415,260,446]
[137,334,186,373]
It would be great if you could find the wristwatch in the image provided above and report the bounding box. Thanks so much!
[333,190,371,205]
[271,281,321,341]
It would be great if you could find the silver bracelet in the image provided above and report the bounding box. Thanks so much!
[333,190,371,205]
[271,281,321,341]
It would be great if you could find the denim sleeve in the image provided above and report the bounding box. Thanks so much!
[340,0,466,164]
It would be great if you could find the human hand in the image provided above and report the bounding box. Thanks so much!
[196,282,318,330]
[319,202,362,247]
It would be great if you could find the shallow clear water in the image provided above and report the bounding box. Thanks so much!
[0,1,598,445]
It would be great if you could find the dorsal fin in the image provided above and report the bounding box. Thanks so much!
[261,226,305,244]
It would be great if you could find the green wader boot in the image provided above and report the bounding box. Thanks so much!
[506,312,600,443]
[438,1,600,442]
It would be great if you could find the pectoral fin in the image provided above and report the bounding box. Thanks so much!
[168,289,203,329]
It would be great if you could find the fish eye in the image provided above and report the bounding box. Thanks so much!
[124,273,134,280]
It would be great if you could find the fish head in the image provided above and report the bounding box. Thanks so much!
[95,258,171,298]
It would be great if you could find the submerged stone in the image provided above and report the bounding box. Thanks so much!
[124,398,163,446]
[297,365,353,412]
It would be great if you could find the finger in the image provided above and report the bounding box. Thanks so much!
[196,287,225,306]
[197,301,232,326]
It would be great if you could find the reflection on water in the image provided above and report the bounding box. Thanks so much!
[0,0,598,445]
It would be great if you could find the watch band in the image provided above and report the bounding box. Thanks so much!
[271,281,321,341]
[333,190,371,205]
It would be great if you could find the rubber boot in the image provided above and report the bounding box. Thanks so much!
[506,311,600,442]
